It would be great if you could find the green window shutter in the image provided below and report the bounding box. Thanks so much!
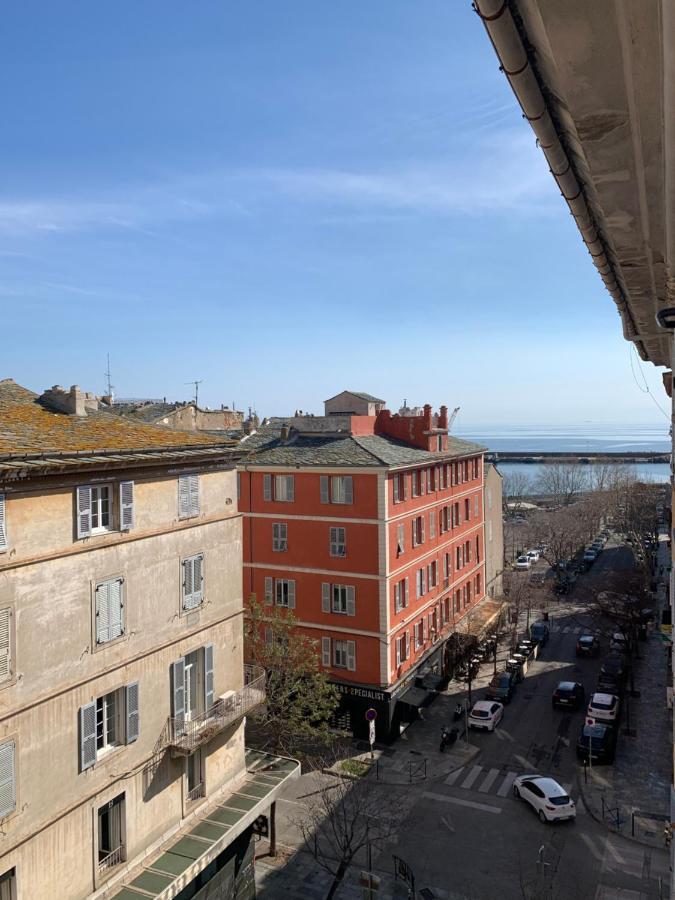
[76,486,92,539]
[79,703,97,772]
[126,682,140,744]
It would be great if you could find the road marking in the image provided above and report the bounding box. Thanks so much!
[496,771,518,797]
[478,768,500,793]
[444,767,465,786]
[460,765,484,789]
[579,832,604,862]
[422,791,502,814]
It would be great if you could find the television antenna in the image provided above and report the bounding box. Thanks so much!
[185,380,204,407]
[104,354,115,401]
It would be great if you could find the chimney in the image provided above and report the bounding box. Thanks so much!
[40,384,99,417]
[423,404,432,429]
[280,424,290,442]
[439,405,448,429]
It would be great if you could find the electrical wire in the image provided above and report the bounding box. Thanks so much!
[628,345,670,419]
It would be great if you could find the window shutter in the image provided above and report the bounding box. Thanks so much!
[393,477,399,503]
[411,521,417,548]
[430,510,435,539]
[343,477,353,504]
[263,474,272,501]
[422,568,427,595]
[404,577,409,607]
[264,576,273,606]
[204,644,214,710]
[178,476,191,519]
[421,516,425,543]
[188,474,200,517]
[193,555,204,604]
[419,470,425,495]
[287,580,296,609]
[109,578,124,640]
[79,703,97,772]
[0,609,10,683]
[346,641,356,671]
[403,474,409,500]
[119,481,134,531]
[95,582,110,644]
[320,476,329,504]
[346,586,355,616]
[0,741,15,819]
[287,477,295,502]
[330,527,337,555]
[322,583,330,613]
[396,637,401,667]
[76,486,92,539]
[272,523,279,550]
[321,637,331,667]
[0,494,6,551]
[125,682,140,744]
[171,658,186,729]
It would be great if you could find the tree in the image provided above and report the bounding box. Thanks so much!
[536,462,588,506]
[298,766,404,900]
[245,595,340,754]
[502,470,532,517]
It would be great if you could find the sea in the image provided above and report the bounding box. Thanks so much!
[453,423,671,493]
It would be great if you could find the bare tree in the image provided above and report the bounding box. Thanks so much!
[536,462,588,506]
[502,470,533,516]
[298,767,405,900]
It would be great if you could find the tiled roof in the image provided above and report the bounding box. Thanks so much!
[0,380,236,457]
[265,415,352,434]
[239,429,485,468]
[109,402,181,423]
[324,390,385,404]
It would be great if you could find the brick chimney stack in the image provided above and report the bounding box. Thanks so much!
[438,405,448,429]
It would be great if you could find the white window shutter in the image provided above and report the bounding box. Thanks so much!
[0,741,15,819]
[125,681,140,744]
[95,582,110,644]
[346,586,355,616]
[204,644,214,710]
[404,577,409,607]
[406,631,410,658]
[0,609,10,683]
[119,481,134,531]
[76,486,92,539]
[346,641,356,671]
[421,516,425,543]
[393,477,399,503]
[404,474,409,500]
[0,494,6,551]
[343,477,353,504]
[320,476,329,504]
[321,637,331,667]
[411,521,416,548]
[287,477,295,501]
[79,703,97,772]
[322,583,330,613]
[430,510,435,539]
[178,476,191,519]
[287,580,296,609]
[396,638,401,667]
[264,576,273,606]
[171,658,185,728]
[193,555,204,604]
[263,474,272,501]
[109,578,124,640]
[188,474,200,517]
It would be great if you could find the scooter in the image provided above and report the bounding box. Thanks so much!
[439,726,458,752]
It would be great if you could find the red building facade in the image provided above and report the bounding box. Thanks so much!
[239,401,486,739]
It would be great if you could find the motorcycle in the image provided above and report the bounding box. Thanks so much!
[439,726,459,752]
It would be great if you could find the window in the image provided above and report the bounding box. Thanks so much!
[79,684,139,771]
[275,579,296,608]
[323,638,355,671]
[429,509,436,539]
[451,463,457,486]
[95,577,125,643]
[0,608,12,685]
[426,467,434,492]
[476,535,480,563]
[464,498,470,521]
[322,583,355,615]
[414,620,424,650]
[394,578,408,613]
[0,869,16,900]
[320,475,353,504]
[452,503,460,527]
[0,494,7,552]
[396,632,410,666]
[392,472,408,503]
[476,572,482,595]
[98,793,125,870]
[396,524,405,555]
[463,460,469,481]
[440,506,448,534]
[474,495,479,517]
[443,553,451,584]
[454,591,460,613]
[186,749,204,803]
[272,523,288,552]
[467,582,472,604]
[427,560,437,588]
[170,645,214,728]
[178,474,200,520]
[466,539,471,562]
[330,526,346,557]
[275,475,295,502]
[0,742,15,821]
[456,546,461,570]
[182,554,204,611]
[416,567,426,599]
[412,516,424,548]
[411,469,422,498]
[91,486,112,533]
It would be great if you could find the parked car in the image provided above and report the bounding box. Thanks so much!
[552,681,585,709]
[591,541,604,553]
[583,549,597,564]
[587,692,620,726]
[596,671,624,697]
[516,640,536,660]
[468,700,504,732]
[576,723,617,764]
[609,632,628,653]
[601,654,625,680]
[530,621,550,647]
[526,549,540,564]
[576,634,600,657]
[515,555,531,570]
[513,775,576,823]
[506,657,525,682]
[485,671,516,704]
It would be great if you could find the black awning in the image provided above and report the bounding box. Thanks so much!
[397,686,433,708]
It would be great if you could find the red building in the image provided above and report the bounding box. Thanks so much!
[238,394,489,739]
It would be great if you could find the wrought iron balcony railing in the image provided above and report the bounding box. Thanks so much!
[165,664,265,756]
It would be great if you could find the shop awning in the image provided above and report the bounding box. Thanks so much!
[455,598,504,638]
[398,686,433,708]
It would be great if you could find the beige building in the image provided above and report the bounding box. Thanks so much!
[112,401,244,434]
[323,391,385,417]
[0,380,298,900]
[483,464,504,598]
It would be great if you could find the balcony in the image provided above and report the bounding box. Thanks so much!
[165,664,265,757]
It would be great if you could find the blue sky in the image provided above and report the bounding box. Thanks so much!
[0,1,669,430]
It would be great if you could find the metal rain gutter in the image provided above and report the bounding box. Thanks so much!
[473,0,648,360]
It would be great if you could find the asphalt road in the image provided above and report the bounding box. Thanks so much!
[383,543,671,899]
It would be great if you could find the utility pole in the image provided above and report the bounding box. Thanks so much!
[104,354,115,402]
[185,380,203,407]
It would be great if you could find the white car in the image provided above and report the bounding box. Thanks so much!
[526,549,540,564]
[513,775,576,823]
[468,700,504,732]
[515,555,531,570]
[587,692,620,725]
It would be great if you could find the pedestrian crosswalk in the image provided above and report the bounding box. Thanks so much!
[444,763,572,800]
[549,624,584,634]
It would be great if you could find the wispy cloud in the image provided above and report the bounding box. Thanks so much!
[0,129,556,237]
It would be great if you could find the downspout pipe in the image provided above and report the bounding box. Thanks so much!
[473,0,646,358]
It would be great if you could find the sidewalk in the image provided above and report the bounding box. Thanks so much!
[577,533,672,848]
